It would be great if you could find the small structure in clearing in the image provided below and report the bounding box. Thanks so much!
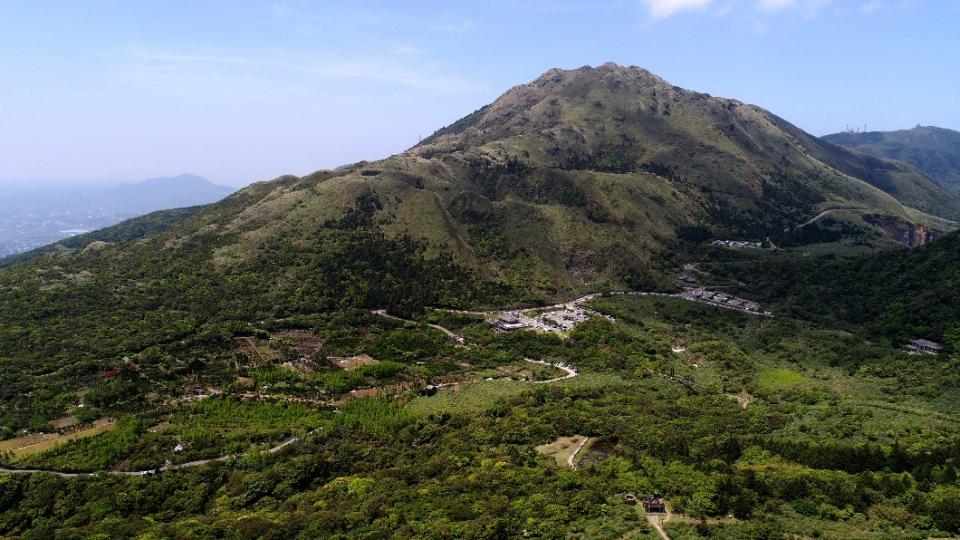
[491,313,528,331]
[643,493,667,513]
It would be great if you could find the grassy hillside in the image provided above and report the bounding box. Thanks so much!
[94,64,952,302]
[2,64,958,434]
[825,126,960,195]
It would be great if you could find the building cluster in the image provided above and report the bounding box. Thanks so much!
[907,339,944,355]
[642,493,666,513]
[710,239,762,249]
[490,306,600,334]
[680,288,761,313]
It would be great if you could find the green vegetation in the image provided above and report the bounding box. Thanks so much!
[0,295,956,537]
[0,64,958,538]
[708,230,960,343]
[757,368,806,388]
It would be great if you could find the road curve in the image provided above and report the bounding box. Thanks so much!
[794,207,859,230]
[371,310,466,344]
[525,358,577,384]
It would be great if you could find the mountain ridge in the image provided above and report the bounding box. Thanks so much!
[4,64,959,298]
[823,126,960,195]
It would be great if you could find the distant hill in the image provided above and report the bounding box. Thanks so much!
[107,174,236,212]
[0,174,234,257]
[824,126,960,195]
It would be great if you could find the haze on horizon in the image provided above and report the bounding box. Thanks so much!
[2,0,958,188]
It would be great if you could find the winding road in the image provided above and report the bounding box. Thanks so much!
[0,435,304,478]
[525,358,578,384]
[371,309,466,344]
[793,207,859,230]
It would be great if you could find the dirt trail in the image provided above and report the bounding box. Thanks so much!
[566,436,590,470]
[794,207,859,230]
[645,507,672,540]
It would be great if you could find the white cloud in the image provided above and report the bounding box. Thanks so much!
[860,1,882,13]
[756,0,795,11]
[643,0,713,19]
[114,47,485,100]
[716,2,736,16]
[395,44,424,56]
[755,0,831,17]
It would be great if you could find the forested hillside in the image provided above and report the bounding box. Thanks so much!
[708,230,960,343]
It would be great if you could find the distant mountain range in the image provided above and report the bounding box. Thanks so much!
[0,174,235,256]
[824,126,960,195]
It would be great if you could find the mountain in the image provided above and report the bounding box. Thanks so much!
[6,65,959,294]
[824,126,960,195]
[5,64,960,538]
[108,174,237,211]
[0,174,235,257]
[127,64,960,293]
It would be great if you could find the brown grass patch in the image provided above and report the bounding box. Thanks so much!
[328,354,379,371]
[535,435,588,469]
[0,419,116,458]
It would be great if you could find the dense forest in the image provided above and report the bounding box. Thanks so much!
[0,292,958,538]
[707,231,960,344]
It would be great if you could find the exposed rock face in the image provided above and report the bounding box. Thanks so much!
[864,214,939,247]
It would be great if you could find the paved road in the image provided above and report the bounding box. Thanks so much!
[0,435,303,478]
[793,207,859,230]
[371,310,466,344]
[525,359,578,384]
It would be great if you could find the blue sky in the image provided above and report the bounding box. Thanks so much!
[1,0,958,187]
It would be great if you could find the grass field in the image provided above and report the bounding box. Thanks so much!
[757,367,807,388]
[406,373,625,416]
[406,380,528,416]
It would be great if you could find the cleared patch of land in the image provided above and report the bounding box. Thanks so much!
[406,380,527,416]
[328,354,379,371]
[0,419,116,459]
[535,435,589,469]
